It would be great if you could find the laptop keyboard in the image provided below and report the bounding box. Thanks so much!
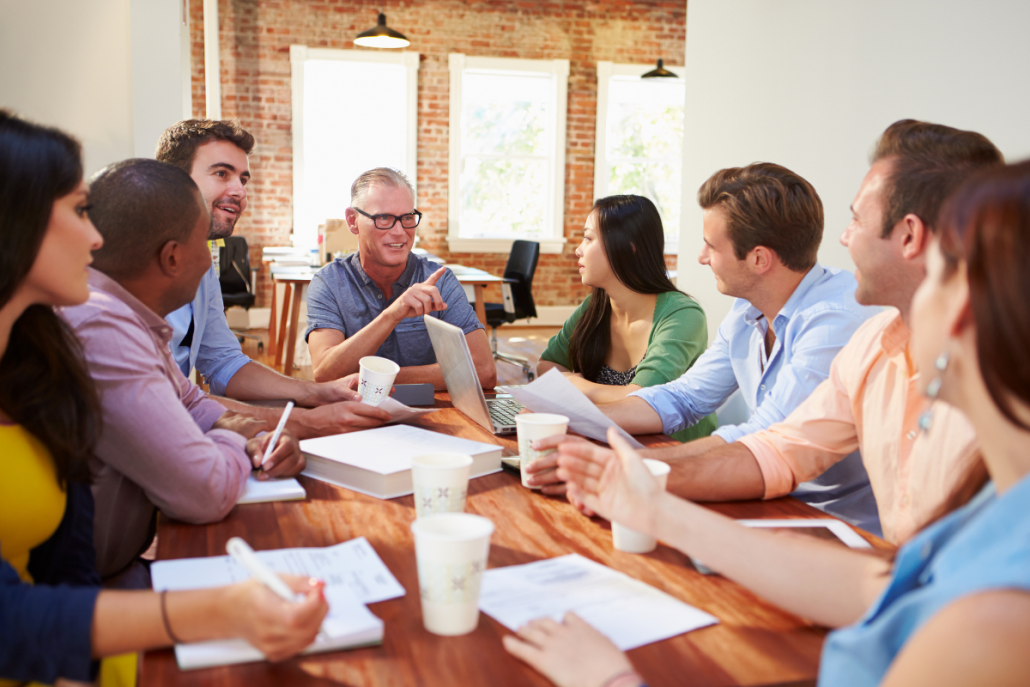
[487,398,524,427]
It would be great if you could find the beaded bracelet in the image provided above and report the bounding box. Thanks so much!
[160,590,183,644]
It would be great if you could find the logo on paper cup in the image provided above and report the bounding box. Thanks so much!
[415,485,469,517]
[417,559,485,604]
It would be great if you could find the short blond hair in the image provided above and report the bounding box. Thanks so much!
[350,167,414,207]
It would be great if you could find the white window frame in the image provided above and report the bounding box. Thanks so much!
[447,53,569,255]
[290,45,419,249]
[594,61,685,255]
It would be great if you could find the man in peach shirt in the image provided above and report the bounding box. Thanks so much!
[560,120,1002,544]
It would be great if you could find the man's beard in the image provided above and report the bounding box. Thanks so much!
[208,198,241,239]
[209,214,237,240]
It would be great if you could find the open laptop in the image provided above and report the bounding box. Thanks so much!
[424,315,524,434]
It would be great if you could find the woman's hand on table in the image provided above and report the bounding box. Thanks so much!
[503,612,640,687]
[225,575,329,661]
[557,428,663,534]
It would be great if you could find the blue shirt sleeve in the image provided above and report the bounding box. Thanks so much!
[305,268,348,341]
[1,482,101,683]
[192,267,252,396]
[435,266,485,335]
[712,305,870,443]
[630,319,740,435]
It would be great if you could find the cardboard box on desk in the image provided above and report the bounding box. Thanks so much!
[300,424,502,499]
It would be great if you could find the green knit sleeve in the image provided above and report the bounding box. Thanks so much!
[631,292,709,388]
[539,295,591,371]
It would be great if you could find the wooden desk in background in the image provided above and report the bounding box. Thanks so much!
[453,272,510,327]
[141,394,889,687]
[267,272,314,377]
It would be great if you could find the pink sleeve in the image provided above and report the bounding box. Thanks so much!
[739,353,861,499]
[75,312,252,524]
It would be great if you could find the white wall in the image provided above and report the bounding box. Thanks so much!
[678,0,1030,335]
[0,0,189,176]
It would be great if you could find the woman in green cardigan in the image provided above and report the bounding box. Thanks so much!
[537,195,717,443]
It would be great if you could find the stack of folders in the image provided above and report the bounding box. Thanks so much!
[300,424,502,499]
[151,538,405,670]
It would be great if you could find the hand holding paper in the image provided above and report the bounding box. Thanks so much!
[502,369,644,449]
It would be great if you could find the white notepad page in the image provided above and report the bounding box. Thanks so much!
[236,474,306,504]
[151,536,405,604]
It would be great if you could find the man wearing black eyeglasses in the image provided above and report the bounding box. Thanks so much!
[305,167,497,389]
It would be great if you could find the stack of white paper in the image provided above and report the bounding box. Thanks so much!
[151,537,406,670]
[479,554,718,650]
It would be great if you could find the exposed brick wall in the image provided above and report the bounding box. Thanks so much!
[190,0,685,308]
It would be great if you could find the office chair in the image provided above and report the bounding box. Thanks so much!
[483,240,539,382]
[219,236,263,352]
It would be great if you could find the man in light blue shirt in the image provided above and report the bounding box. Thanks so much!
[156,120,391,437]
[534,163,881,534]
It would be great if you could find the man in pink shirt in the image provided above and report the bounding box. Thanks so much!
[560,120,1002,544]
[62,159,303,582]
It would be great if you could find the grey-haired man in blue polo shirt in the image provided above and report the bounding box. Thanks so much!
[306,168,497,389]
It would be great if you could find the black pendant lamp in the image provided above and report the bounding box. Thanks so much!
[354,12,410,49]
[641,59,678,79]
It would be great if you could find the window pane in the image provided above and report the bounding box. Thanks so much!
[460,157,548,238]
[458,68,557,239]
[461,71,552,157]
[298,59,412,247]
[609,161,682,247]
[603,75,685,249]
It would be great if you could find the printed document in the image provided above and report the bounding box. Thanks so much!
[479,554,717,650]
[502,369,644,448]
[151,536,405,604]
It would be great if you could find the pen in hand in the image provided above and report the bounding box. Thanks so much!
[260,400,295,472]
[226,537,329,642]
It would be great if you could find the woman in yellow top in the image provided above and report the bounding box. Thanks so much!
[0,111,328,685]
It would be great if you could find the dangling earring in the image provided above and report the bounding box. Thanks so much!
[918,351,950,432]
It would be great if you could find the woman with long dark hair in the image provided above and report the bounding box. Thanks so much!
[537,195,716,442]
[0,111,328,685]
[507,162,1030,686]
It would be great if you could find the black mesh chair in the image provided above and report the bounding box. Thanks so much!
[483,240,539,381]
[219,235,262,351]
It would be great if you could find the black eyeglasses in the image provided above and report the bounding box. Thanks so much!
[353,207,422,230]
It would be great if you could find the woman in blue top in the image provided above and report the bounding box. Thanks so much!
[504,162,1030,686]
[0,111,329,685]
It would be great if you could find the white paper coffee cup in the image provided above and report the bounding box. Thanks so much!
[358,355,400,406]
[411,513,494,636]
[514,413,569,489]
[612,458,671,554]
[412,453,474,518]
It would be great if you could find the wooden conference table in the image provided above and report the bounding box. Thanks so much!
[142,394,889,687]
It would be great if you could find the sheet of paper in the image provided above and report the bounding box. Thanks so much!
[173,584,384,670]
[379,396,435,424]
[151,536,405,604]
[300,424,501,476]
[479,554,718,650]
[502,369,644,448]
[237,474,306,504]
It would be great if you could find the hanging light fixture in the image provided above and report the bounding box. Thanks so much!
[641,59,678,79]
[354,12,410,49]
